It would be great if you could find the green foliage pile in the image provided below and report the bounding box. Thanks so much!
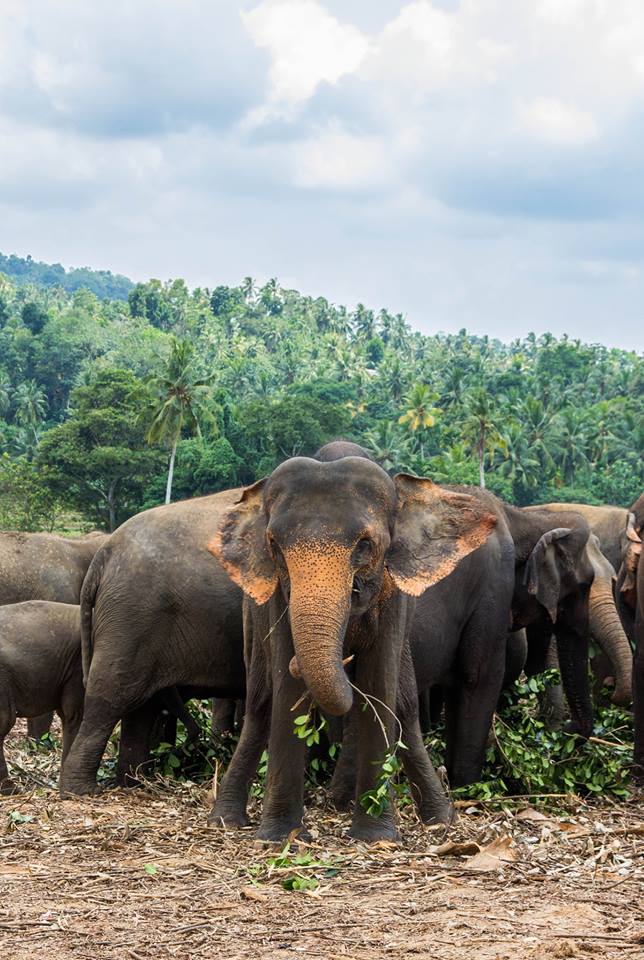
[427,672,634,802]
[148,672,634,808]
[0,262,641,531]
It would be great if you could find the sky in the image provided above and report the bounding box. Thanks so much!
[1,0,643,350]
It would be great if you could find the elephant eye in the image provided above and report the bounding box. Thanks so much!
[354,537,373,564]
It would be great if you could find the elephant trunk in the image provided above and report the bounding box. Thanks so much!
[286,548,354,717]
[589,577,633,707]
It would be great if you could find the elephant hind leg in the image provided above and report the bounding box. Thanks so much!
[27,712,55,743]
[0,687,18,794]
[59,694,121,796]
[59,675,85,763]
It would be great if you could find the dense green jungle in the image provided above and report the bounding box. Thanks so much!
[0,251,642,533]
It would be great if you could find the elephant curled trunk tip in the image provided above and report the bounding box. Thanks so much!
[289,654,354,682]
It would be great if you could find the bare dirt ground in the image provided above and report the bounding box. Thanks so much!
[1,721,643,960]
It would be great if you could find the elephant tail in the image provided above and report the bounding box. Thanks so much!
[80,545,108,683]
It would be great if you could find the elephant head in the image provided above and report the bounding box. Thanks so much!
[510,519,594,632]
[210,456,496,717]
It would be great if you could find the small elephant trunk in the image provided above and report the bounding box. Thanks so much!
[589,577,633,707]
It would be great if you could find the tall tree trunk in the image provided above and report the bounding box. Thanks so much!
[107,480,117,532]
[165,440,177,505]
[478,437,485,488]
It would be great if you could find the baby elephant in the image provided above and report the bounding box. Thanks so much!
[0,601,83,793]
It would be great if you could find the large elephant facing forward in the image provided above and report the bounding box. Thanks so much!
[210,453,498,842]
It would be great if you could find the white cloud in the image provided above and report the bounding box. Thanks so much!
[242,0,369,108]
[518,97,599,145]
[360,1,512,98]
[292,123,393,190]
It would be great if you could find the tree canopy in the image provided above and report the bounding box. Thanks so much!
[0,261,641,531]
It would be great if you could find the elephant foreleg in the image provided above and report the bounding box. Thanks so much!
[256,629,308,843]
[328,706,358,810]
[555,626,592,740]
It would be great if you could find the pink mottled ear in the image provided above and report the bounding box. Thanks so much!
[386,475,497,597]
[208,479,277,605]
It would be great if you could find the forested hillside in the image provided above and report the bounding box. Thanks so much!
[0,252,133,301]
[0,266,641,531]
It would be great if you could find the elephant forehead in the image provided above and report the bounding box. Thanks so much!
[266,456,395,505]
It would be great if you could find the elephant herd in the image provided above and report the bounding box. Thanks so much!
[0,440,642,844]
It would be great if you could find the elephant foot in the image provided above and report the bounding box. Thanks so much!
[631,761,644,786]
[328,787,353,811]
[0,778,20,796]
[348,813,400,844]
[255,818,309,845]
[59,777,101,797]
[417,801,456,827]
[208,802,250,829]
[564,721,591,741]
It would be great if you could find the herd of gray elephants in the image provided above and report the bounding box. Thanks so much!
[0,440,642,842]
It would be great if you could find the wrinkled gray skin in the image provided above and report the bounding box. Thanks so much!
[0,531,108,606]
[0,530,107,739]
[210,446,506,842]
[0,601,84,793]
[59,493,244,795]
[616,493,644,778]
[525,505,633,708]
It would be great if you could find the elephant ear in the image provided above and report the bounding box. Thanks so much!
[208,479,278,605]
[619,511,642,608]
[386,475,497,596]
[524,527,578,622]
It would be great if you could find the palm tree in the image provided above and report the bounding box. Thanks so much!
[145,338,214,504]
[0,374,10,417]
[364,421,413,473]
[459,387,506,488]
[352,303,375,341]
[497,421,541,495]
[399,384,441,432]
[14,380,47,427]
[399,384,441,459]
[553,409,589,485]
[515,396,557,473]
[12,425,41,460]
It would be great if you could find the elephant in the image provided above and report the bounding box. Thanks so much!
[0,529,108,740]
[329,492,597,804]
[209,449,505,842]
[0,530,108,606]
[59,491,245,796]
[525,504,633,707]
[0,601,84,793]
[617,493,643,778]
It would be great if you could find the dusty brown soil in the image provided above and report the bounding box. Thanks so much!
[1,721,643,960]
